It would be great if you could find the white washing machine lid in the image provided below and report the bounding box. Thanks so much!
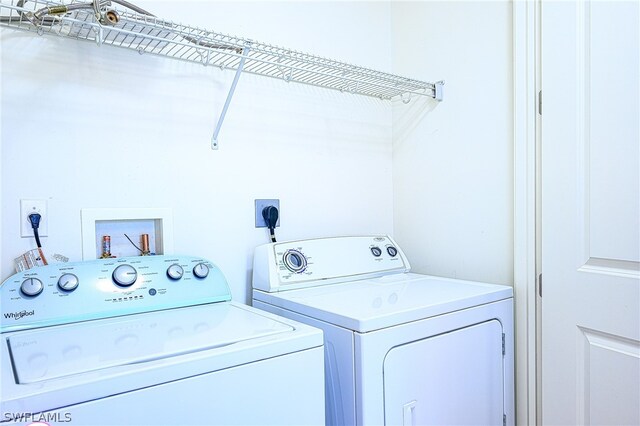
[1,302,322,413]
[253,273,513,333]
[8,303,294,384]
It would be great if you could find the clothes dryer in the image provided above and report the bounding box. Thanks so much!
[1,255,324,425]
[252,235,514,426]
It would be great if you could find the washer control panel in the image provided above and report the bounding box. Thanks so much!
[1,255,231,333]
[252,235,411,292]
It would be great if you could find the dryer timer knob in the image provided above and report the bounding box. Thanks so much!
[283,249,308,273]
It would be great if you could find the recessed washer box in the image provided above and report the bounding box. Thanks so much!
[81,208,174,260]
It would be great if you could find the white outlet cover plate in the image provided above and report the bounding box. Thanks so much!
[255,199,280,228]
[20,199,48,238]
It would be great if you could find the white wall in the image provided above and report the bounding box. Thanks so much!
[0,1,395,303]
[2,1,515,297]
[391,1,513,285]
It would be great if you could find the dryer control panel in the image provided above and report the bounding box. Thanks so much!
[252,235,411,292]
[0,255,231,333]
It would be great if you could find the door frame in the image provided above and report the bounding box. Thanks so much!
[513,0,539,424]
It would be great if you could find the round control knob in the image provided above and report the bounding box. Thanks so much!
[283,249,308,273]
[112,264,137,287]
[167,264,184,280]
[21,278,44,297]
[370,246,382,257]
[58,273,79,292]
[387,246,398,257]
[193,263,209,279]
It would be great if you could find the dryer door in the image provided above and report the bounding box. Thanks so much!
[383,320,504,425]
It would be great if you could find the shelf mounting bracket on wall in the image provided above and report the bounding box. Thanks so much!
[211,43,252,150]
[434,81,445,102]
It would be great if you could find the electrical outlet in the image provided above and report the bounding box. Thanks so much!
[20,199,48,238]
[255,199,280,228]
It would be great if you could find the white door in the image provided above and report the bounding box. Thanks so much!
[541,1,640,425]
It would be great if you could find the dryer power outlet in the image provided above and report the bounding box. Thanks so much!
[255,199,280,228]
[20,199,48,238]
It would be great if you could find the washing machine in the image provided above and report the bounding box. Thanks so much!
[252,235,514,426]
[1,255,324,425]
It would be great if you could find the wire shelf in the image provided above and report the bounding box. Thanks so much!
[0,0,443,102]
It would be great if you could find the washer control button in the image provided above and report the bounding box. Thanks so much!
[283,249,307,273]
[193,263,209,279]
[112,264,137,287]
[21,278,44,297]
[386,246,398,257]
[167,264,184,280]
[58,273,79,292]
[370,246,382,257]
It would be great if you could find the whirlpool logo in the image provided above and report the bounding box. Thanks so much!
[3,310,35,320]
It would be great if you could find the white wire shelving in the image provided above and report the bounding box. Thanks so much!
[0,0,444,149]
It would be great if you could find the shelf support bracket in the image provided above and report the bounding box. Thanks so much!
[434,80,445,102]
[211,43,252,150]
